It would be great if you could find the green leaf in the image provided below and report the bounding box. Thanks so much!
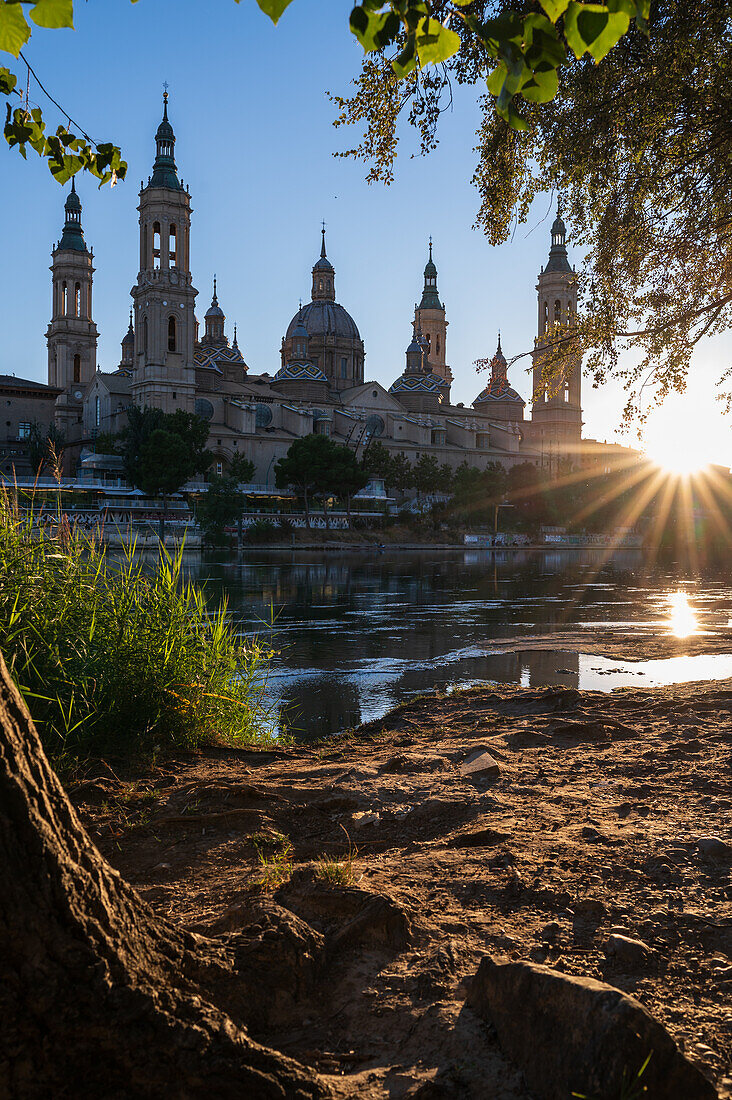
[0,66,17,95]
[564,3,630,62]
[251,0,295,24]
[0,3,31,58]
[415,17,461,66]
[29,0,74,31]
[392,33,417,78]
[539,0,570,17]
[520,66,558,103]
[350,6,400,52]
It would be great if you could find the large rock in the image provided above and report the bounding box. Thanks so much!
[467,956,717,1100]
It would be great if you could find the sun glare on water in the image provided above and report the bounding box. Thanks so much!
[666,591,698,638]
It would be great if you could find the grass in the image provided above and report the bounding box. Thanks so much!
[315,824,359,886]
[252,831,293,890]
[0,474,275,766]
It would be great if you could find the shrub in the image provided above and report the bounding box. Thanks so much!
[0,488,274,764]
[246,518,278,543]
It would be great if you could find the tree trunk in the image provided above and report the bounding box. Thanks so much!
[0,652,328,1099]
[303,488,311,530]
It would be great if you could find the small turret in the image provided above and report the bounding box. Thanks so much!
[312,224,335,301]
[201,277,226,347]
[58,178,87,253]
[150,90,181,190]
[419,238,441,310]
[120,310,134,369]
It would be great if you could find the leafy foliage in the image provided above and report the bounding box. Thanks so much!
[0,486,274,762]
[121,406,212,498]
[196,455,255,546]
[27,420,64,475]
[275,433,367,526]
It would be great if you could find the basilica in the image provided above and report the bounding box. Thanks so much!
[5,95,585,484]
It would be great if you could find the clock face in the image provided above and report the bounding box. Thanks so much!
[74,390,82,400]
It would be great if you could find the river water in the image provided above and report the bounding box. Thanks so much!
[198,548,732,740]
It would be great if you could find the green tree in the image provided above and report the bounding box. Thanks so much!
[196,455,255,547]
[121,407,212,541]
[413,453,441,496]
[27,421,64,476]
[363,440,392,481]
[507,461,549,529]
[388,452,414,494]
[275,433,334,529]
[331,447,369,525]
[228,453,256,484]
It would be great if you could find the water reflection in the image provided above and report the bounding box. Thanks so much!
[666,591,698,637]
[197,549,732,739]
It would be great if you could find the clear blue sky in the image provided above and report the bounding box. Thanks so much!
[3,0,731,460]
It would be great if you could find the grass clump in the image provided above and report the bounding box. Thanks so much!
[315,825,359,886]
[0,484,274,764]
[252,832,293,891]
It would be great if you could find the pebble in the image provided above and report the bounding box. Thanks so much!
[697,836,732,861]
[539,921,561,943]
[605,933,655,967]
[460,749,500,779]
[352,811,380,828]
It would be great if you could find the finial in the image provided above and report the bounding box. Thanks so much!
[212,275,218,305]
[233,323,238,347]
[321,221,327,259]
[497,331,502,353]
[70,175,76,194]
[163,81,169,115]
[429,235,432,261]
[298,298,303,314]
[129,309,133,329]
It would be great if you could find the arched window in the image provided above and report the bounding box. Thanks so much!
[94,395,100,428]
[169,223,177,267]
[554,300,562,323]
[73,354,81,383]
[436,335,440,356]
[340,357,347,379]
[168,315,176,352]
[143,316,148,354]
[62,281,68,315]
[153,222,161,270]
[142,224,148,268]
[563,382,570,403]
[543,301,549,331]
[74,282,81,318]
[318,280,323,292]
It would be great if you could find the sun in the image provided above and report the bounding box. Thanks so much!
[642,396,715,475]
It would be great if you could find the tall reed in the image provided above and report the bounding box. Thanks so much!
[0,482,274,763]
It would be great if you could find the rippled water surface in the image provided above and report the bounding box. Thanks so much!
[198,549,732,739]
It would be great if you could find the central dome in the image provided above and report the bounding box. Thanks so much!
[285,300,360,342]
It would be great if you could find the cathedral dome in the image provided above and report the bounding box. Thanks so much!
[285,300,360,342]
[473,380,524,406]
[274,360,327,385]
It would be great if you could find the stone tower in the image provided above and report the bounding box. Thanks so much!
[413,239,452,386]
[131,92,197,413]
[531,203,582,464]
[47,178,98,437]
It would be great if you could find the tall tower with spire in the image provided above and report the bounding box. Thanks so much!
[46,178,98,438]
[413,239,452,386]
[530,202,582,464]
[130,91,197,414]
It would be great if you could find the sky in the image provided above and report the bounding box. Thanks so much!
[2,0,731,465]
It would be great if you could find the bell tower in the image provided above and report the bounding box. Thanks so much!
[531,202,582,465]
[130,91,197,414]
[46,178,98,439]
[413,238,451,386]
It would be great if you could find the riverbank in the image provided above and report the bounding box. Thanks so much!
[71,677,732,1098]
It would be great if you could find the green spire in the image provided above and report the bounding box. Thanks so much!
[419,236,442,309]
[58,176,87,252]
[149,89,181,190]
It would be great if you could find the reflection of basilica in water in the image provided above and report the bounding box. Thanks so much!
[200,549,650,738]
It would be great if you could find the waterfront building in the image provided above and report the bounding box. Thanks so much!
[4,94,592,483]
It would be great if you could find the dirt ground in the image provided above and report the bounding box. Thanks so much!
[71,676,732,1098]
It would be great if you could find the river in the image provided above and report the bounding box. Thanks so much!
[198,548,732,740]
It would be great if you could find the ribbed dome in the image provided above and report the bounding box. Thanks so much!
[473,380,524,405]
[285,300,360,342]
[390,371,448,396]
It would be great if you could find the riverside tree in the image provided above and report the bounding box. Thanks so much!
[27,420,64,476]
[275,433,367,529]
[196,454,255,546]
[122,407,212,541]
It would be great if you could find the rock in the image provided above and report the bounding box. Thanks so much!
[697,836,732,862]
[449,827,510,848]
[466,956,716,1100]
[351,810,380,828]
[605,933,655,968]
[460,748,500,779]
[528,944,548,963]
[540,921,561,943]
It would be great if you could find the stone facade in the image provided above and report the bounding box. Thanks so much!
[7,95,591,486]
[0,376,61,477]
